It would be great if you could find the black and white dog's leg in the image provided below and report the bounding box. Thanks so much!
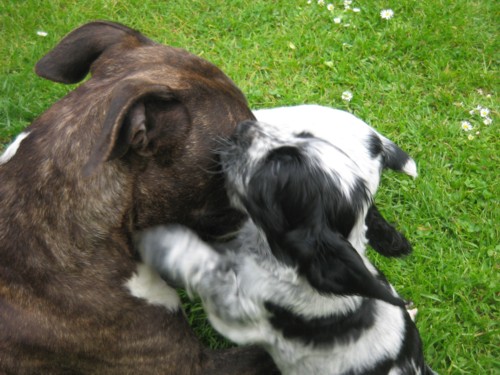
[135,226,264,344]
[365,204,412,257]
[365,133,416,257]
[135,225,242,301]
[135,225,218,291]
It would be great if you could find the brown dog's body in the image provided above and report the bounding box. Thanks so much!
[0,21,276,374]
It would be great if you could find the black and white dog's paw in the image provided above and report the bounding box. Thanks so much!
[135,225,218,290]
[405,300,419,322]
[134,225,194,288]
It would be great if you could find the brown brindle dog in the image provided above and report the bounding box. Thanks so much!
[0,21,277,374]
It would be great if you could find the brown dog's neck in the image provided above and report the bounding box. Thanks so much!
[0,132,135,269]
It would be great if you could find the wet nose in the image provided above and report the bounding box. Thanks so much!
[236,120,258,137]
[231,120,259,148]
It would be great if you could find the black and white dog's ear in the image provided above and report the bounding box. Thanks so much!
[296,230,405,307]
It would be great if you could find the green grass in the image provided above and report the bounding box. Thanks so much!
[1,0,498,373]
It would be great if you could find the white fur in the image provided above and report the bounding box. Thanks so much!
[254,104,418,191]
[403,158,418,178]
[407,307,419,322]
[0,131,30,165]
[125,263,180,311]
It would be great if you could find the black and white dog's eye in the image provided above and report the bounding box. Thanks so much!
[295,131,314,138]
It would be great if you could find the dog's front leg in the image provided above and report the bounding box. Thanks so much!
[136,225,245,318]
[136,225,221,292]
[136,226,266,346]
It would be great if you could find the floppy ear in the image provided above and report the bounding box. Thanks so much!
[35,21,153,84]
[289,229,405,307]
[82,79,178,176]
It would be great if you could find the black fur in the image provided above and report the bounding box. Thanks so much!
[244,145,367,244]
[366,133,384,159]
[264,298,376,346]
[299,231,404,306]
[366,205,412,257]
[382,141,412,172]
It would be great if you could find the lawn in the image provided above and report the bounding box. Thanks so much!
[0,0,498,373]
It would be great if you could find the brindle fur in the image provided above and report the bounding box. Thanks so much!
[0,21,277,374]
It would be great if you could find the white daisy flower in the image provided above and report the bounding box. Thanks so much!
[318,0,325,6]
[327,3,334,11]
[334,17,342,24]
[479,107,490,117]
[353,7,361,12]
[483,117,492,125]
[36,30,48,37]
[461,121,473,131]
[380,9,394,20]
[342,91,353,102]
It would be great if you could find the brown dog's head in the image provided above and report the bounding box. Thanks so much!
[35,21,251,240]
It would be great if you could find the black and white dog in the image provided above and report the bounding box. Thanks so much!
[137,107,434,374]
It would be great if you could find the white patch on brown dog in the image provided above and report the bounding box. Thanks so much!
[126,263,181,311]
[0,131,30,165]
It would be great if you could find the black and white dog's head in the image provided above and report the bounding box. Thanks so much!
[219,120,404,307]
[253,105,417,258]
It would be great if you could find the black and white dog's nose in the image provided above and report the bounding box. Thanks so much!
[236,120,258,137]
[231,120,260,148]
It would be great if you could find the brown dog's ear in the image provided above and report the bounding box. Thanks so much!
[82,79,175,176]
[35,21,154,84]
